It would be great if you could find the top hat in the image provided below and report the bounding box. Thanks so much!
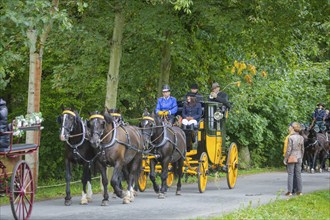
[211,82,220,90]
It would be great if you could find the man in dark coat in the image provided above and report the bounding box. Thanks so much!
[0,98,9,148]
[310,103,326,132]
[208,82,231,112]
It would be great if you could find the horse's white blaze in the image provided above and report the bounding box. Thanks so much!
[59,114,68,141]
[87,181,93,201]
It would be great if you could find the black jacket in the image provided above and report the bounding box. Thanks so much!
[0,98,9,148]
[209,92,231,108]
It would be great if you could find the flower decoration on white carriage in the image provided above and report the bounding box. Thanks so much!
[13,112,44,137]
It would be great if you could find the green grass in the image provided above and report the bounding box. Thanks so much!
[211,190,330,220]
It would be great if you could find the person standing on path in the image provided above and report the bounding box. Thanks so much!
[283,122,304,196]
[283,123,297,194]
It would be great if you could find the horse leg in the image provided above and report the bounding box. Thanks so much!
[149,159,160,194]
[122,165,132,204]
[320,149,328,172]
[123,156,141,204]
[99,163,109,206]
[175,158,184,196]
[311,150,318,173]
[80,165,91,205]
[64,159,72,206]
[159,159,170,199]
[111,164,124,199]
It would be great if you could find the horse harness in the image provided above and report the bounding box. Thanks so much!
[62,110,100,168]
[143,117,185,160]
[96,119,143,164]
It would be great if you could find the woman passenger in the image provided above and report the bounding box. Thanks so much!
[181,93,202,129]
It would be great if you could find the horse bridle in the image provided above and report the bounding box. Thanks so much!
[61,110,86,149]
[61,110,76,134]
[88,114,106,143]
[141,116,156,138]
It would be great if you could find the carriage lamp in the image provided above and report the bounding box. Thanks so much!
[214,111,223,121]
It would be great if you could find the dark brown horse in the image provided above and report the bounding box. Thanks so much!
[139,111,186,199]
[87,111,143,205]
[58,107,98,206]
[301,127,329,173]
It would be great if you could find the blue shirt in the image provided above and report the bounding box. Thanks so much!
[155,96,178,115]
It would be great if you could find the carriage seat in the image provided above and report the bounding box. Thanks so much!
[0,143,38,153]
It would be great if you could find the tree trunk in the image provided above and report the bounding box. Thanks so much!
[105,8,124,109]
[157,31,171,97]
[104,4,125,189]
[25,0,58,188]
[25,29,40,187]
[238,145,251,169]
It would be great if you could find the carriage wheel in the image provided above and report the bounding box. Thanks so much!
[226,143,238,189]
[10,160,34,220]
[166,172,174,187]
[198,152,208,193]
[137,172,148,192]
[138,159,148,192]
[166,164,174,187]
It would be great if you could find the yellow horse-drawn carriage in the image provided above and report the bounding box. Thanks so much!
[138,101,238,193]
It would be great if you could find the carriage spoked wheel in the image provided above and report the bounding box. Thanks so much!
[166,164,174,188]
[10,160,34,220]
[138,159,148,192]
[198,152,208,193]
[226,143,238,189]
[138,171,148,192]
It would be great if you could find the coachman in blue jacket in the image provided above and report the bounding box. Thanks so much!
[155,85,178,124]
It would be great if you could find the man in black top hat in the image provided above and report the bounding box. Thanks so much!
[184,83,204,103]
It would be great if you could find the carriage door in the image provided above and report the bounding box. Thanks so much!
[205,102,223,165]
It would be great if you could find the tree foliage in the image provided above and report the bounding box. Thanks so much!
[1,0,329,179]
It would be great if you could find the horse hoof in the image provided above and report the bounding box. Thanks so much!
[101,200,109,206]
[87,197,93,202]
[133,190,138,197]
[176,190,181,196]
[80,198,88,205]
[158,193,165,199]
[319,168,323,173]
[123,197,131,204]
[64,200,72,206]
[311,169,315,174]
